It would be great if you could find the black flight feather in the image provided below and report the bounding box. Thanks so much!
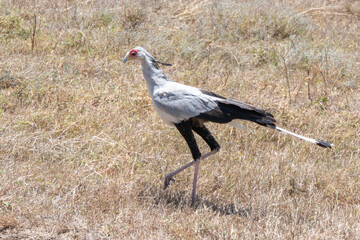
[197,90,276,128]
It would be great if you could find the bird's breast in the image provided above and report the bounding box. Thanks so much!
[152,103,180,126]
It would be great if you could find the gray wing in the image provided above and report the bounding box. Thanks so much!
[152,85,276,128]
[152,88,218,123]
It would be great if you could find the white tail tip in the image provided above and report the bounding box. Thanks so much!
[275,127,332,148]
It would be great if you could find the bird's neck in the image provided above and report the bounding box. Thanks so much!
[141,59,170,94]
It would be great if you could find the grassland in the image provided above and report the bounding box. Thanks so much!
[0,0,359,239]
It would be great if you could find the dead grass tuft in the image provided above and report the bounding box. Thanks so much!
[122,7,146,30]
[0,214,17,232]
[0,70,20,89]
[345,1,360,18]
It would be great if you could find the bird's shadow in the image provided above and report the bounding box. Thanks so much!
[139,186,264,220]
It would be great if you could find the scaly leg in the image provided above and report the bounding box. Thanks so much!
[165,120,201,189]
[191,159,201,206]
[166,119,220,205]
[164,149,219,189]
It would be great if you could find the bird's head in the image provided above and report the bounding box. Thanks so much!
[123,47,172,68]
[123,47,145,63]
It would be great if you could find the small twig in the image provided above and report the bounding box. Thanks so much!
[31,14,36,51]
[296,6,342,16]
[308,12,353,17]
[307,79,311,102]
[61,0,91,13]
[280,54,291,104]
[320,48,328,97]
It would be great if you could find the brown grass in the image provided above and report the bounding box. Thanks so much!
[0,0,359,239]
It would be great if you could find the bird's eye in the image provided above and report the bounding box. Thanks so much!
[131,51,136,56]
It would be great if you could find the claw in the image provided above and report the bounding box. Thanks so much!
[164,175,175,189]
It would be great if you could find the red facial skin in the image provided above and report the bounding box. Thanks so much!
[129,49,138,56]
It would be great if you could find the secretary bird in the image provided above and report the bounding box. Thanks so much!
[123,47,332,206]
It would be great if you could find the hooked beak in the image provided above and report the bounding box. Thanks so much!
[123,55,129,63]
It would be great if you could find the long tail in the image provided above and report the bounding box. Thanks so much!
[275,126,332,148]
[219,99,333,148]
[198,93,333,148]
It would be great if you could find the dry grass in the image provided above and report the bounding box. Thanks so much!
[0,0,359,239]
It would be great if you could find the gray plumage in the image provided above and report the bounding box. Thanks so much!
[124,46,277,128]
[123,47,332,205]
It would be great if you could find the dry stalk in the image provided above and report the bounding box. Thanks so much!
[31,14,36,51]
[296,6,343,16]
[280,54,291,104]
[320,48,328,98]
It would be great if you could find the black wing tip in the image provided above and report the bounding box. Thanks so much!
[265,112,275,119]
[160,62,173,66]
[316,140,333,148]
[157,60,173,66]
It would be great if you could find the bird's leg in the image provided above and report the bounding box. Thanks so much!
[164,120,201,190]
[164,161,193,189]
[190,120,220,205]
[192,159,201,206]
[190,148,220,205]
[164,149,219,189]
[190,119,220,152]
[165,120,221,206]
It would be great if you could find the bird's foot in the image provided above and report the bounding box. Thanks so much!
[164,175,175,189]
